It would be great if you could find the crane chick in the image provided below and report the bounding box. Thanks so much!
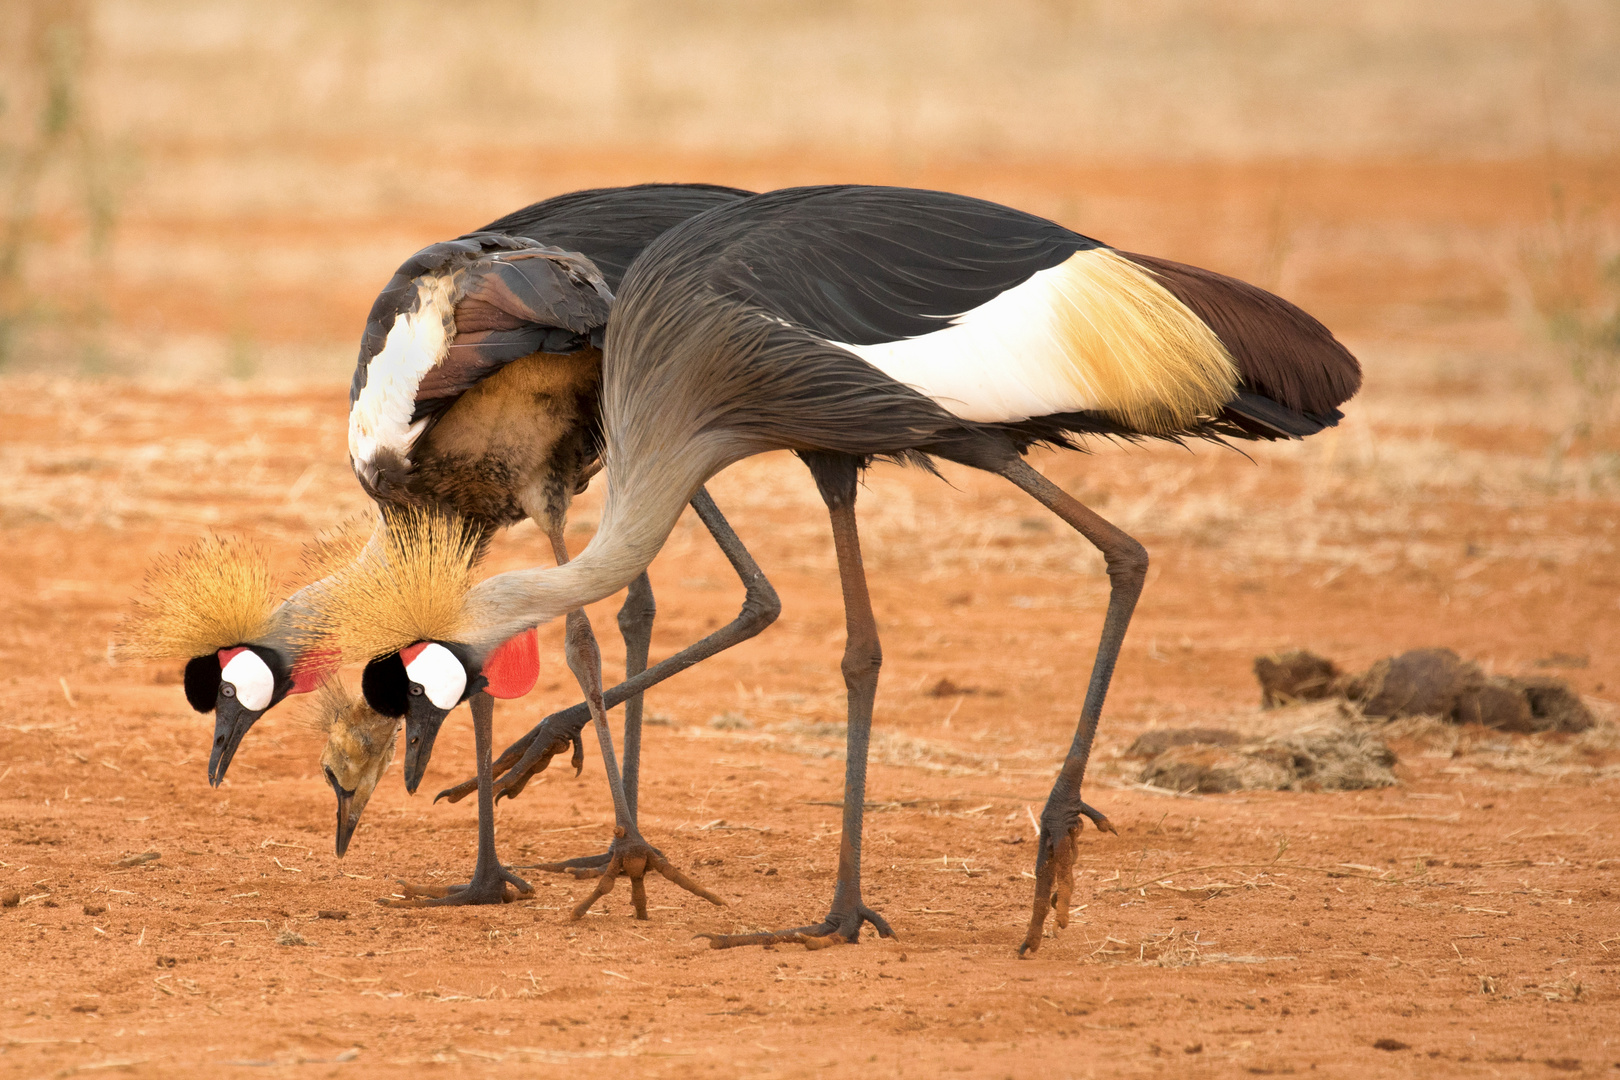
[309,677,400,857]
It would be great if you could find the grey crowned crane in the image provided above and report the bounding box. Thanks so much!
[139,184,782,897]
[357,185,1361,951]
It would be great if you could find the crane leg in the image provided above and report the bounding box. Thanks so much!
[533,526,722,920]
[435,487,779,805]
[523,570,656,876]
[700,452,895,950]
[557,595,724,919]
[999,457,1139,956]
[381,691,533,906]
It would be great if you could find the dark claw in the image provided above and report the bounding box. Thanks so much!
[1078,800,1117,834]
[1020,797,1117,955]
[517,851,614,874]
[495,734,575,803]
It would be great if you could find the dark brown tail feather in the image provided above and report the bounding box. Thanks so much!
[1120,252,1361,416]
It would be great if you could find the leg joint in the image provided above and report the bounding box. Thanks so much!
[739,574,782,632]
[617,577,656,637]
[1106,535,1149,582]
[839,634,882,688]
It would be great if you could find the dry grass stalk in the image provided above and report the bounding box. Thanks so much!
[119,535,276,660]
[299,508,479,663]
[275,921,310,947]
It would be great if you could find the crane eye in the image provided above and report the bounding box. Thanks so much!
[221,684,236,698]
[408,683,424,696]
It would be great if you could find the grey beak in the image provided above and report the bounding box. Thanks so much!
[208,692,264,787]
[401,694,452,795]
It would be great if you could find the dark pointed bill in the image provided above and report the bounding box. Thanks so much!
[402,696,452,795]
[363,643,475,795]
[328,767,359,857]
[208,693,267,788]
[201,647,281,787]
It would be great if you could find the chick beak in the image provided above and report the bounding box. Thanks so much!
[401,695,451,795]
[208,692,264,788]
[327,768,359,858]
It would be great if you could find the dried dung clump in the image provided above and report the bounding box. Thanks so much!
[1350,648,1476,719]
[1452,678,1533,730]
[1508,676,1596,732]
[1126,727,1241,758]
[1138,707,1397,793]
[1254,650,1345,707]
[1256,647,1595,733]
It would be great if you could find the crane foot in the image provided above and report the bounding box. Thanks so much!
[436,729,584,806]
[697,901,895,951]
[560,832,723,920]
[1018,798,1116,956]
[378,864,533,907]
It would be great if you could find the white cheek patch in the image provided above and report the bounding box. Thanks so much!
[405,643,467,711]
[220,650,275,712]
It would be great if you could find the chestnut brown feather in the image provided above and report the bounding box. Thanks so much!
[1119,252,1362,417]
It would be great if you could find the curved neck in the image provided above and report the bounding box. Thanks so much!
[461,446,716,656]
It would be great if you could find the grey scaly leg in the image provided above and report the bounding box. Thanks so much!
[437,487,779,804]
[700,452,894,949]
[999,457,1137,956]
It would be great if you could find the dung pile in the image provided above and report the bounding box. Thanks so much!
[1128,702,1398,794]
[1254,648,1595,733]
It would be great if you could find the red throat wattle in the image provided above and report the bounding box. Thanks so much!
[289,648,338,696]
[482,629,539,699]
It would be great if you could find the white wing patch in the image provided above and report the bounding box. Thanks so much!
[348,274,461,475]
[830,248,1238,433]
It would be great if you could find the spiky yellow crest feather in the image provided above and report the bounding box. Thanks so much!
[298,508,480,664]
[120,535,277,660]
[305,675,359,736]
[297,513,383,587]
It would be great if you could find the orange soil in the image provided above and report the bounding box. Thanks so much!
[1,374,1617,1078]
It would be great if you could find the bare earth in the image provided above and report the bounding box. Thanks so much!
[1,359,1616,1079]
[4,146,1620,1079]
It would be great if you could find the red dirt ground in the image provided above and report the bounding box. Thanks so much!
[1,363,1616,1078]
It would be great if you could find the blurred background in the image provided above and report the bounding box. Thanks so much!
[1,0,1616,396]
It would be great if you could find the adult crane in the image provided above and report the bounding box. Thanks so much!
[357,184,1360,952]
[145,184,781,900]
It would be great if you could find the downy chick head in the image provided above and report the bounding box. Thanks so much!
[300,508,486,793]
[311,678,400,857]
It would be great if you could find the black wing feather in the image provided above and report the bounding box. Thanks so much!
[657,186,1103,344]
[472,183,753,290]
